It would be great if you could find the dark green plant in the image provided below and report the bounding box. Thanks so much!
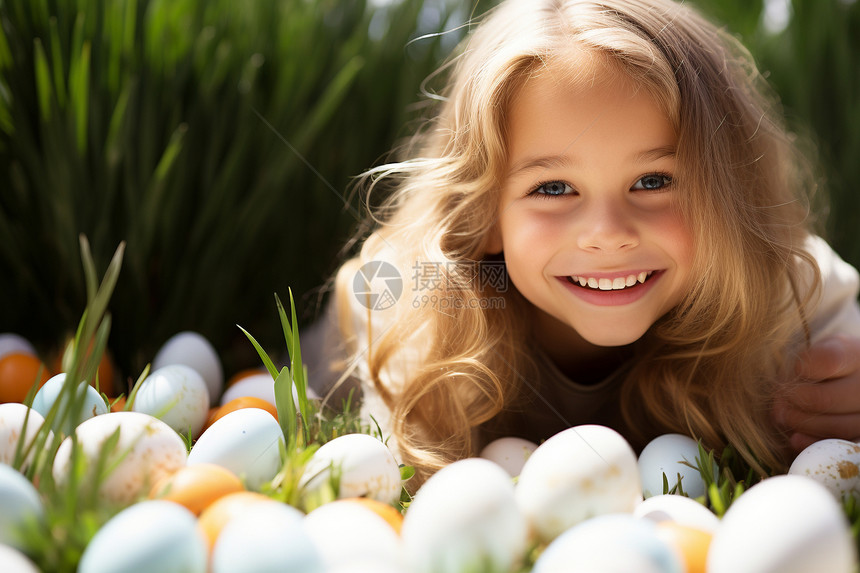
[692,0,860,267]
[0,0,476,384]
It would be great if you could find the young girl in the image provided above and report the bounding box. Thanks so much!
[305,0,860,487]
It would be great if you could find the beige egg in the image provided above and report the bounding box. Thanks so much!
[52,411,188,505]
[515,425,642,543]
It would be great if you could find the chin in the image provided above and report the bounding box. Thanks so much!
[579,328,647,348]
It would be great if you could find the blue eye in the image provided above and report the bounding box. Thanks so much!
[632,173,673,191]
[531,181,573,197]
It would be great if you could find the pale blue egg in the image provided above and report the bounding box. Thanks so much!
[31,373,107,435]
[0,464,44,553]
[187,408,283,490]
[78,500,207,573]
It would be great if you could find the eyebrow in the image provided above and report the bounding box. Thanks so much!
[506,145,677,178]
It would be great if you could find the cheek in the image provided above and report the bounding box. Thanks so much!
[500,209,569,253]
[658,210,695,276]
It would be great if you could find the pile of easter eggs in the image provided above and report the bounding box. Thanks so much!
[1,331,860,572]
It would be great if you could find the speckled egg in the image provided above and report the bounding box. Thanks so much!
[132,364,210,438]
[0,403,51,469]
[515,425,642,543]
[300,433,402,505]
[52,411,188,505]
[788,438,860,502]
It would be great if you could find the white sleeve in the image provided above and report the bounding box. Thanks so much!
[804,235,860,342]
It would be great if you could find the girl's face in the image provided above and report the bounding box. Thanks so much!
[489,60,694,356]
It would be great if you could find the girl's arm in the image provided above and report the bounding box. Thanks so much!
[776,335,860,452]
[773,236,860,452]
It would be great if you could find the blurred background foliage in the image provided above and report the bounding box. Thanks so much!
[0,0,857,388]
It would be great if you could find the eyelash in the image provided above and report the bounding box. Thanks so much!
[526,172,674,199]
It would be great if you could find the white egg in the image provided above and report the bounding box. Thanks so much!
[708,475,857,573]
[0,333,36,361]
[212,501,322,573]
[788,438,860,502]
[187,407,283,491]
[153,331,223,406]
[401,458,528,573]
[0,543,40,573]
[0,403,52,469]
[638,433,716,499]
[304,498,405,570]
[532,513,684,573]
[0,464,44,553]
[300,433,402,505]
[132,364,209,438]
[220,372,319,407]
[78,500,207,573]
[632,493,721,533]
[515,425,642,543]
[479,436,538,477]
[31,373,108,435]
[52,411,188,505]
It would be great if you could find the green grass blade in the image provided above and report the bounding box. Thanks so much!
[48,17,66,108]
[70,42,90,153]
[34,38,53,121]
[238,325,278,379]
[273,365,296,449]
[79,235,98,303]
[287,289,310,435]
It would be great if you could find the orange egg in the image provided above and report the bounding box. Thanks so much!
[150,463,245,515]
[655,521,712,573]
[197,491,274,550]
[340,497,404,534]
[226,367,268,387]
[204,396,278,431]
[0,352,52,403]
[109,395,127,412]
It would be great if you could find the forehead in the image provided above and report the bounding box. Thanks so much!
[505,55,677,166]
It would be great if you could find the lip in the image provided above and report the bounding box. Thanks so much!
[557,270,663,306]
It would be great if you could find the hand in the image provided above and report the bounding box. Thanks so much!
[773,335,860,454]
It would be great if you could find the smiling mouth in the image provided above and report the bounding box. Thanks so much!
[566,271,655,291]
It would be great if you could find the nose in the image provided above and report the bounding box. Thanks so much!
[576,199,639,252]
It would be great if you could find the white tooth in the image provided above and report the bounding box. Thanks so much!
[626,275,637,287]
[588,277,599,289]
[598,278,612,290]
[579,277,588,287]
[612,277,626,290]
[637,272,648,283]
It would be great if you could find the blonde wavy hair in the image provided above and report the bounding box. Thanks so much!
[333,0,821,486]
